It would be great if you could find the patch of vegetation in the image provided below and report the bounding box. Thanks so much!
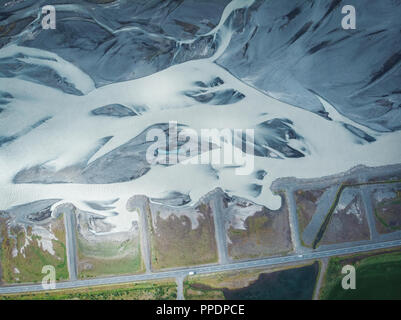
[227,195,292,260]
[150,203,218,270]
[374,189,401,233]
[77,236,143,278]
[0,22,16,37]
[0,214,69,284]
[0,279,177,300]
[296,204,308,234]
[75,210,144,279]
[320,248,401,299]
[294,189,324,238]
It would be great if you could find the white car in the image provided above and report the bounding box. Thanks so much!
[188,271,196,276]
[298,254,303,258]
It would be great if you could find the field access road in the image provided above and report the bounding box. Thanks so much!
[210,192,229,264]
[1,239,400,294]
[127,195,152,274]
[64,209,77,281]
[286,188,302,253]
[360,186,379,241]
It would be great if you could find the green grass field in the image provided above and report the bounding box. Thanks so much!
[374,189,401,233]
[320,249,401,299]
[77,235,143,278]
[0,279,177,300]
[0,214,69,284]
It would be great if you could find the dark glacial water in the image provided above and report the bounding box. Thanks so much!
[223,262,319,300]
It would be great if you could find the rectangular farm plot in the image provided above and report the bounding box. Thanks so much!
[76,210,143,278]
[320,186,370,245]
[225,193,293,260]
[0,212,68,284]
[295,188,327,236]
[371,184,401,234]
[147,200,218,270]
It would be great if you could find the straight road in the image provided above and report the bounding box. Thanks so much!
[127,196,152,274]
[286,188,302,253]
[313,258,328,300]
[176,275,185,300]
[1,239,400,294]
[360,186,379,241]
[210,193,229,264]
[63,210,77,281]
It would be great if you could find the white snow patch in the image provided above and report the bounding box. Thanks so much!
[31,225,57,255]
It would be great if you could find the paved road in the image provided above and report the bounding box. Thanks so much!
[63,209,77,281]
[176,275,185,300]
[210,192,229,264]
[127,196,152,274]
[360,186,379,241]
[1,239,400,294]
[313,258,328,300]
[286,188,302,253]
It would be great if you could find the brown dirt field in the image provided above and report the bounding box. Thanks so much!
[372,188,401,234]
[227,194,293,260]
[295,189,326,234]
[320,190,370,245]
[150,202,218,270]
